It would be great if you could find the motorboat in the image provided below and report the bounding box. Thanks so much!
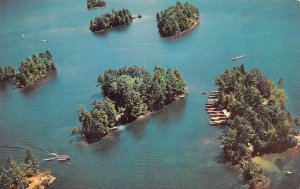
[231,55,246,61]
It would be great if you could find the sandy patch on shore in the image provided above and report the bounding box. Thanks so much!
[26,172,56,189]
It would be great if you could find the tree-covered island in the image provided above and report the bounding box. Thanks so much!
[78,66,186,143]
[0,66,15,82]
[215,65,297,188]
[156,1,199,37]
[0,150,55,189]
[87,0,105,9]
[16,51,56,88]
[89,9,133,32]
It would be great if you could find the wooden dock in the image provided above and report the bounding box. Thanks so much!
[205,91,229,125]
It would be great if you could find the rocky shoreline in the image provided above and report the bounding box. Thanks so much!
[26,172,56,189]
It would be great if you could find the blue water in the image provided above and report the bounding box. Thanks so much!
[0,0,299,188]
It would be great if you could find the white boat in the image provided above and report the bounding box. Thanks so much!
[284,170,296,176]
[44,153,70,161]
[231,55,246,61]
[57,155,70,161]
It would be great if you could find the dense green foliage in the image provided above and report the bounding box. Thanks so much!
[156,1,199,37]
[87,0,105,9]
[243,162,262,181]
[16,51,56,88]
[0,150,40,189]
[0,66,15,81]
[78,66,186,142]
[218,65,296,160]
[217,65,297,185]
[90,9,133,32]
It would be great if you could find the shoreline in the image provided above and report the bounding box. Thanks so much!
[81,92,187,143]
[163,17,200,39]
[26,172,56,189]
[229,134,300,188]
[92,22,132,34]
[111,93,186,131]
[17,70,57,89]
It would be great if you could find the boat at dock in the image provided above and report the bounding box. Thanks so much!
[209,113,225,116]
[205,90,231,126]
[206,108,217,111]
[210,120,226,125]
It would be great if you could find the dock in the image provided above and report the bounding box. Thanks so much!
[205,91,230,125]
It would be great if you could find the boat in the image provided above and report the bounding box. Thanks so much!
[110,126,118,131]
[231,55,246,61]
[44,153,70,161]
[57,155,70,161]
[209,113,225,116]
[207,99,218,102]
[210,120,225,125]
[283,170,296,176]
[201,91,207,95]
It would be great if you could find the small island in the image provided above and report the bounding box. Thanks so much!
[16,51,56,88]
[215,65,297,188]
[89,9,133,32]
[0,66,15,82]
[0,150,55,189]
[156,1,199,37]
[87,0,105,9]
[78,66,186,143]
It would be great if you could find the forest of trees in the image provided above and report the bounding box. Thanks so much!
[0,150,40,189]
[0,66,15,82]
[87,0,105,9]
[216,65,297,186]
[78,66,186,142]
[156,1,199,37]
[89,9,133,32]
[16,51,56,88]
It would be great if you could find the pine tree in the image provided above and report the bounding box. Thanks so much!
[23,150,39,175]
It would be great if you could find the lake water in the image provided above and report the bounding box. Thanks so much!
[0,0,300,188]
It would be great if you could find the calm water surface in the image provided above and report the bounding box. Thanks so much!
[0,0,299,188]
